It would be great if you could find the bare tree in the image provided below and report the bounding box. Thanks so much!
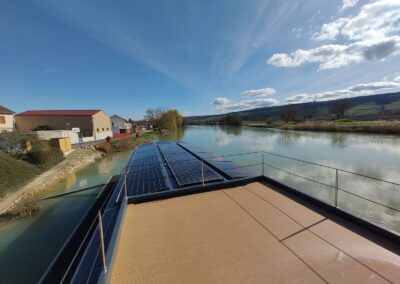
[144,107,164,127]
[218,114,241,126]
[330,100,350,119]
[280,107,297,123]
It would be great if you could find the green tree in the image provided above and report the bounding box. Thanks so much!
[156,109,184,130]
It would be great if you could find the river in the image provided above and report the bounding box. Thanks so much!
[0,151,132,283]
[164,125,400,235]
[1,126,400,283]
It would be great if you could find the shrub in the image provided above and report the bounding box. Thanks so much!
[32,125,51,131]
[27,141,64,168]
[0,132,33,159]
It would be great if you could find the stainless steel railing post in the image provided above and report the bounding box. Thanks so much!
[201,159,205,187]
[262,152,265,176]
[123,167,128,199]
[334,169,339,207]
[97,211,107,274]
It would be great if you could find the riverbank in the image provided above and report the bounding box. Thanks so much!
[0,132,160,216]
[0,149,103,215]
[242,120,400,134]
[106,132,159,152]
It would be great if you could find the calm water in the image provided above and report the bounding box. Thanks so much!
[164,126,400,233]
[1,126,400,283]
[0,151,132,283]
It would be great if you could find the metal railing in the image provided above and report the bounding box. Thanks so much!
[87,149,400,282]
[259,151,400,214]
[46,149,400,282]
[124,149,400,211]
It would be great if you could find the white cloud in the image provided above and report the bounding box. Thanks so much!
[213,98,279,111]
[312,18,349,41]
[269,0,400,70]
[240,87,276,98]
[268,36,400,70]
[285,79,400,103]
[315,0,400,41]
[394,75,400,82]
[212,97,231,106]
[340,0,359,11]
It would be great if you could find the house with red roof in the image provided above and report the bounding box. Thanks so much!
[15,110,112,140]
[0,105,15,132]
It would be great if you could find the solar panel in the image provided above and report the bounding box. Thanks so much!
[158,143,186,155]
[129,163,162,173]
[126,167,168,196]
[163,153,194,163]
[130,156,160,167]
[169,160,222,187]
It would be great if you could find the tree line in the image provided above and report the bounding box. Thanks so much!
[144,108,184,130]
[279,99,351,122]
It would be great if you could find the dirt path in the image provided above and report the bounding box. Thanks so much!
[0,149,103,215]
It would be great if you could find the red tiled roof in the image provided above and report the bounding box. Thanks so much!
[16,110,101,116]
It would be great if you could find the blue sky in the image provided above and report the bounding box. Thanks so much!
[1,0,400,119]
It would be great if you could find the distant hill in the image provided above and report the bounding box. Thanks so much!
[186,92,400,122]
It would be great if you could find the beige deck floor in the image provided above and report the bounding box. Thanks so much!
[111,182,400,284]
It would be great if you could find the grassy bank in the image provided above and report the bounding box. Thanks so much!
[0,141,64,199]
[96,132,159,153]
[242,120,400,134]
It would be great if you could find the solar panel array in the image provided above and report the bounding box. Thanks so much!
[126,143,169,196]
[159,143,223,187]
[124,142,234,197]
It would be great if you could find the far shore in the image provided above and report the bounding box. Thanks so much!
[240,120,400,135]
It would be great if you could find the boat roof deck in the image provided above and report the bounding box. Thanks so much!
[110,182,400,283]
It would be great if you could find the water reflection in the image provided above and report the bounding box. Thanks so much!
[277,130,302,147]
[181,125,400,233]
[329,133,348,148]
[160,127,186,141]
[218,125,242,136]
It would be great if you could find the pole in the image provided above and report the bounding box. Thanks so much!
[123,167,128,198]
[334,169,339,207]
[201,159,204,187]
[262,152,265,176]
[97,211,107,274]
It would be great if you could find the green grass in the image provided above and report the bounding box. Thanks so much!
[0,140,64,199]
[0,151,41,198]
[346,103,380,116]
[386,101,400,111]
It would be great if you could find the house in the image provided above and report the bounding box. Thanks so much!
[15,110,112,140]
[111,115,133,134]
[0,105,15,132]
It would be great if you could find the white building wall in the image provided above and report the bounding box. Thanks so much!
[0,114,14,132]
[35,130,80,144]
[95,130,113,140]
[111,116,130,134]
[30,129,112,145]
